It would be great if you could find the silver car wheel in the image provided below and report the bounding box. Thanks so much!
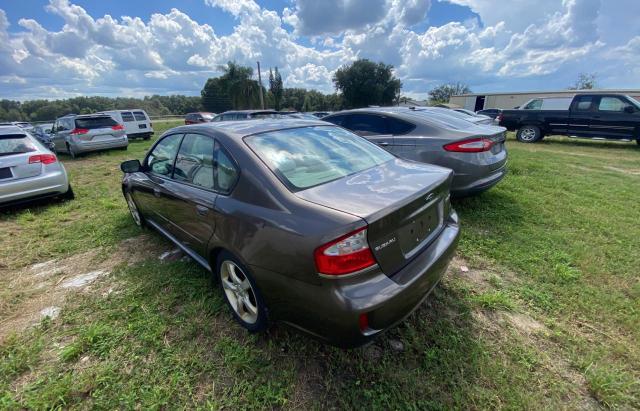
[520,127,537,141]
[125,192,142,226]
[220,260,259,325]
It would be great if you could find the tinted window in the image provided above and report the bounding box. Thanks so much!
[121,112,135,122]
[346,114,389,135]
[133,111,147,121]
[598,97,627,112]
[523,99,543,110]
[212,115,222,122]
[173,134,214,189]
[0,135,38,156]
[574,96,594,111]
[388,117,415,135]
[215,144,239,194]
[75,117,118,129]
[222,114,237,121]
[325,114,348,126]
[147,134,183,177]
[245,126,394,190]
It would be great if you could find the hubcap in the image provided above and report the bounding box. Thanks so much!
[125,193,141,226]
[521,127,536,141]
[220,260,258,324]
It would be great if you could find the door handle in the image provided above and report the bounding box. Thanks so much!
[153,188,161,198]
[195,204,209,216]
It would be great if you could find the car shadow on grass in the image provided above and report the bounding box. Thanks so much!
[513,135,639,151]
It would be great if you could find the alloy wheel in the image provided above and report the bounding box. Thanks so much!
[220,260,259,324]
[520,127,537,141]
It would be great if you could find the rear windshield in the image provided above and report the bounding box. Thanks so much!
[405,110,475,130]
[245,125,394,190]
[0,134,38,156]
[75,117,118,129]
[133,111,147,121]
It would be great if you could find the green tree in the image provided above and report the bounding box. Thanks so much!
[269,67,284,110]
[332,59,402,108]
[569,73,597,90]
[428,82,471,104]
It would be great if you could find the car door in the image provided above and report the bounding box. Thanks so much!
[138,133,184,231]
[568,95,596,137]
[591,96,637,140]
[343,113,394,149]
[386,116,416,154]
[161,133,217,257]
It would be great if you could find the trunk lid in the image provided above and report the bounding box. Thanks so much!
[296,158,453,276]
[0,135,42,181]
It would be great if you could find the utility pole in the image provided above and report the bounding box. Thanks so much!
[257,61,265,109]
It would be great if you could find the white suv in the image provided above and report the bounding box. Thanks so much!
[99,109,154,140]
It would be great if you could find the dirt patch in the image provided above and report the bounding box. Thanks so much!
[603,166,640,176]
[0,234,167,343]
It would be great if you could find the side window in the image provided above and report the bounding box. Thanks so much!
[574,96,594,111]
[211,115,222,122]
[346,114,389,136]
[147,134,183,177]
[121,112,135,122]
[523,99,542,110]
[215,143,239,194]
[598,97,627,112]
[221,113,237,121]
[133,111,147,121]
[388,117,415,135]
[325,114,348,126]
[173,134,215,189]
[62,119,74,130]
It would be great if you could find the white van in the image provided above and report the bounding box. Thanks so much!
[99,109,154,140]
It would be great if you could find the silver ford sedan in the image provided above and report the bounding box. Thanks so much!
[0,126,73,206]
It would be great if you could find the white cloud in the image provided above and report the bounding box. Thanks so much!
[0,0,638,100]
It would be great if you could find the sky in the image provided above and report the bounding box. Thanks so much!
[1,0,639,101]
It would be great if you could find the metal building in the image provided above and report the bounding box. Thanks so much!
[450,89,640,111]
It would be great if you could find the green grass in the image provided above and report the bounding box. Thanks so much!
[1,129,639,409]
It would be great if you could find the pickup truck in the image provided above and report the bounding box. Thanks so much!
[498,94,640,145]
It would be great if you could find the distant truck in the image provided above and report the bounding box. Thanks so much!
[498,94,640,145]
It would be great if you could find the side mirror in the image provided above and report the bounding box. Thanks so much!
[624,106,635,114]
[120,159,141,173]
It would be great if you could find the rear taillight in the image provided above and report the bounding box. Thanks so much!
[443,138,494,153]
[496,113,504,122]
[29,154,57,165]
[314,227,376,276]
[112,124,124,131]
[70,128,89,135]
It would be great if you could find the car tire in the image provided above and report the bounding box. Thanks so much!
[216,252,268,333]
[124,191,144,227]
[120,145,128,151]
[62,185,75,201]
[66,143,77,159]
[516,125,543,143]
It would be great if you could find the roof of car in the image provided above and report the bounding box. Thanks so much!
[169,118,331,138]
[219,110,280,115]
[326,107,423,116]
[0,125,28,136]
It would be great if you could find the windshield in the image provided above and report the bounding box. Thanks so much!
[245,125,394,190]
[75,116,118,129]
[0,134,38,156]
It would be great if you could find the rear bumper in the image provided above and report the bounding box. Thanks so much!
[71,137,128,153]
[0,168,69,205]
[251,211,460,348]
[451,162,507,197]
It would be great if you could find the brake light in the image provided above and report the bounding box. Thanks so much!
[443,138,494,153]
[111,124,124,131]
[29,154,57,165]
[70,128,89,135]
[314,227,376,276]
